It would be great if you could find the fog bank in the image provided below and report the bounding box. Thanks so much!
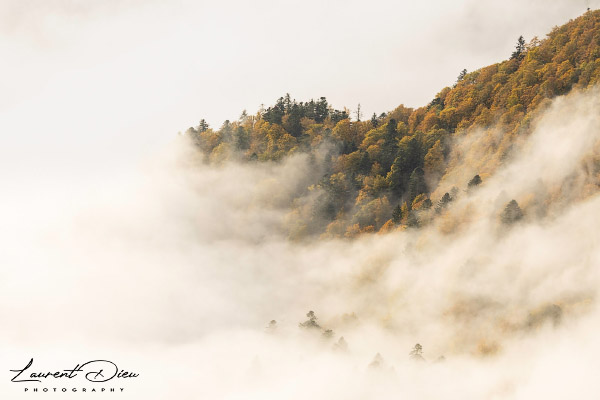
[2,89,600,399]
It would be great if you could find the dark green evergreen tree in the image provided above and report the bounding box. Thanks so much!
[435,192,452,213]
[392,204,403,224]
[315,97,329,123]
[359,151,371,174]
[262,97,286,124]
[331,109,349,123]
[468,174,482,189]
[198,119,209,132]
[220,120,232,141]
[284,93,292,113]
[501,199,524,224]
[388,136,422,196]
[381,119,399,170]
[406,211,419,228]
[511,35,526,60]
[408,167,427,203]
[234,126,249,150]
[371,112,379,128]
[286,103,303,137]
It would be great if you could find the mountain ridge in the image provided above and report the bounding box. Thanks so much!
[184,10,600,239]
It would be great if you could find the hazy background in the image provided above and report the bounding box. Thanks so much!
[1,88,600,399]
[1,0,599,180]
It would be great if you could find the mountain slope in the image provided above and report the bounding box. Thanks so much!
[184,10,600,239]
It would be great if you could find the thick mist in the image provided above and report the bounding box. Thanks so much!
[2,89,600,399]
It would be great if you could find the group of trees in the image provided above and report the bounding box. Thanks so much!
[185,10,600,238]
[262,95,350,136]
[367,344,438,370]
[298,311,335,338]
[285,312,435,364]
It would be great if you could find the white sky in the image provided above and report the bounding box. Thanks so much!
[0,0,597,179]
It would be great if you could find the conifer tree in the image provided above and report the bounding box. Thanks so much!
[198,119,209,132]
[392,204,403,224]
[511,35,526,60]
[435,192,452,214]
[468,174,482,189]
[371,113,379,128]
[408,167,427,203]
[407,211,419,228]
[409,344,425,361]
[299,311,321,329]
[501,199,523,224]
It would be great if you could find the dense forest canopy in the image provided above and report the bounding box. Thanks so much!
[184,10,600,239]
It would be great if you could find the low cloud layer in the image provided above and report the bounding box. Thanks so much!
[2,88,600,399]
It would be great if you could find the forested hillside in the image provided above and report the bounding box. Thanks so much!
[185,10,600,239]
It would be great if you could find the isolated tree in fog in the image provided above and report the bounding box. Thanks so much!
[333,336,348,352]
[501,199,523,224]
[299,310,321,329]
[457,68,467,82]
[435,192,452,213]
[409,343,425,361]
[266,320,277,332]
[322,329,334,338]
[369,353,385,369]
[468,174,482,189]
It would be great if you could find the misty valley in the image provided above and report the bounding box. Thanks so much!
[164,10,600,396]
[4,5,600,400]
